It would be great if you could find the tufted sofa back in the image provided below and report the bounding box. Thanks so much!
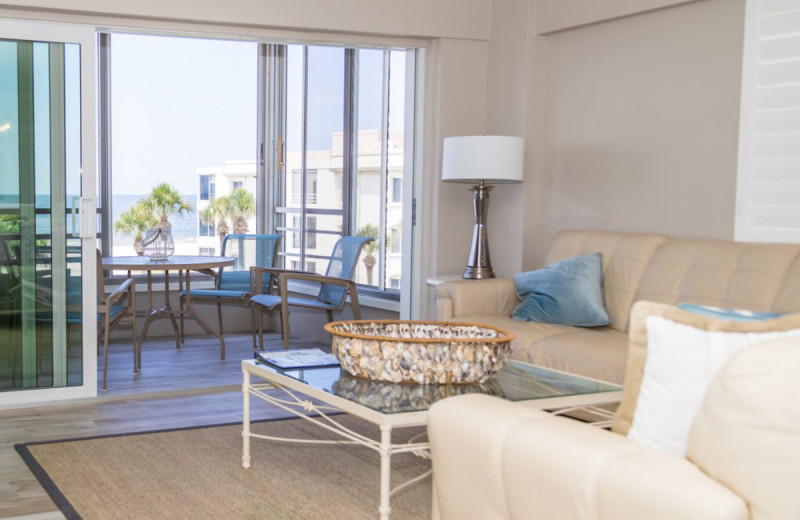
[633,239,800,314]
[544,230,800,333]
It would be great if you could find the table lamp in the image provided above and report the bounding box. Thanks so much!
[442,135,524,279]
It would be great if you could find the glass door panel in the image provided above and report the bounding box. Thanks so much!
[353,49,384,288]
[305,46,344,275]
[0,38,83,392]
[280,45,345,274]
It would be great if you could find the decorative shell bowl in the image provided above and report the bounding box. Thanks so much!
[324,320,515,385]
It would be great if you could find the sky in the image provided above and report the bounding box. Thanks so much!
[111,33,406,196]
[111,34,257,195]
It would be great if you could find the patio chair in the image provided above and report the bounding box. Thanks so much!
[8,249,137,391]
[250,235,373,349]
[179,233,282,347]
[94,249,138,391]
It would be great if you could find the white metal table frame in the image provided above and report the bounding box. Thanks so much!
[241,359,622,519]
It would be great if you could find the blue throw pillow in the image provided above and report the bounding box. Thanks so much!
[511,252,610,327]
[677,303,785,322]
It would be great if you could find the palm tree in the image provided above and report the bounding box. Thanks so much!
[114,199,158,255]
[227,188,256,234]
[143,183,192,229]
[199,188,255,245]
[356,224,379,285]
[199,203,229,244]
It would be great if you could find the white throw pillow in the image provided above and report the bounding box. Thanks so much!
[627,315,800,456]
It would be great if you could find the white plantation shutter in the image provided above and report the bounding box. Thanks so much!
[736,0,800,243]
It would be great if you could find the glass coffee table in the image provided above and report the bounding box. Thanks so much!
[241,358,621,520]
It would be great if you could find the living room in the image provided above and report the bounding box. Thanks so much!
[3,0,795,518]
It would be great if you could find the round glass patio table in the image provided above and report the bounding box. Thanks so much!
[101,255,235,360]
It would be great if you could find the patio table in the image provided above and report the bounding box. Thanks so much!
[101,255,235,359]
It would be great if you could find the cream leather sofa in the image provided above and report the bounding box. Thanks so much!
[435,229,800,384]
[427,334,800,520]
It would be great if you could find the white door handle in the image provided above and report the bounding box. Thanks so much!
[79,197,95,238]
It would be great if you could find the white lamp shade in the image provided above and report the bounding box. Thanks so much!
[441,135,524,183]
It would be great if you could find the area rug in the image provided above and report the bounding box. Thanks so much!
[15,415,431,520]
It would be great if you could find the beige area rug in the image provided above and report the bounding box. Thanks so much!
[16,416,431,520]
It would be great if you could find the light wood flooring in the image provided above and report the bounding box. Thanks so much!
[0,332,326,520]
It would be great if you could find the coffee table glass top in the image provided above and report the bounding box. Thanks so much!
[255,360,620,415]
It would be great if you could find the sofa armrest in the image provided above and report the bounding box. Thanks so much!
[428,394,747,520]
[434,278,518,320]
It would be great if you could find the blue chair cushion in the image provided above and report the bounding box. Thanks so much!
[182,289,249,299]
[511,252,610,327]
[251,293,337,310]
[218,270,254,293]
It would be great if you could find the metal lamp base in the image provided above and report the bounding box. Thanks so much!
[463,265,495,280]
[463,181,496,280]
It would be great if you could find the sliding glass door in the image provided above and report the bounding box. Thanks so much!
[275,44,417,297]
[0,20,96,403]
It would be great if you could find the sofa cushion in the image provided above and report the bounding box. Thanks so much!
[627,314,800,455]
[461,314,627,384]
[612,301,800,437]
[687,338,800,520]
[543,230,668,333]
[454,314,571,354]
[524,327,628,384]
[512,252,610,327]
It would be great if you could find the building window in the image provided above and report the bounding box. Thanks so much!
[291,169,317,205]
[200,175,210,201]
[199,220,215,237]
[233,180,243,191]
[390,226,401,254]
[307,216,317,250]
[199,247,215,256]
[391,177,402,204]
[291,215,301,249]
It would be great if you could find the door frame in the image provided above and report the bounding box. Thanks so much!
[0,18,97,407]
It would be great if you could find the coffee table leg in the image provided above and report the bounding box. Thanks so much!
[242,367,251,469]
[379,425,392,520]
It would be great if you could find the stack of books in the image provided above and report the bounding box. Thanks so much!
[255,348,340,369]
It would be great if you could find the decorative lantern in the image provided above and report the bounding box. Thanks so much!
[142,227,174,261]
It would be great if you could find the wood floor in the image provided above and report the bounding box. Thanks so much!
[0,332,327,520]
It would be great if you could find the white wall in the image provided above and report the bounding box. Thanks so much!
[0,0,490,40]
[483,0,529,278]
[483,0,747,271]
[427,38,490,280]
